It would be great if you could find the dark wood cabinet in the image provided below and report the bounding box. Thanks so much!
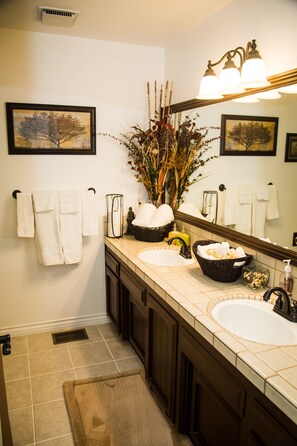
[244,398,297,446]
[177,325,245,446]
[120,268,146,363]
[105,252,121,333]
[146,293,178,419]
[104,247,297,445]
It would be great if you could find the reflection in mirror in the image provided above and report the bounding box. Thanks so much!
[172,69,297,265]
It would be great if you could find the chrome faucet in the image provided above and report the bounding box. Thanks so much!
[168,237,192,259]
[263,287,297,322]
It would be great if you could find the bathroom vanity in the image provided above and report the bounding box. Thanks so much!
[105,236,297,446]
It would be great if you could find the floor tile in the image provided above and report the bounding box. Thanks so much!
[31,369,76,404]
[68,340,112,367]
[6,378,32,410]
[10,336,28,356]
[106,338,136,360]
[116,356,143,372]
[29,348,73,376]
[97,322,118,340]
[75,360,118,379]
[34,400,71,443]
[9,406,34,446]
[3,354,29,381]
[28,332,64,353]
[75,325,102,343]
[36,435,74,446]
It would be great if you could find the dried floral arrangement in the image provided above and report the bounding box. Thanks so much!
[101,81,219,209]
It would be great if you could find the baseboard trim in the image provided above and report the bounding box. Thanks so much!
[1,313,110,337]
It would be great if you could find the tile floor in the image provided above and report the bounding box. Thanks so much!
[2,323,142,446]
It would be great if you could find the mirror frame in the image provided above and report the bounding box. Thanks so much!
[172,68,297,266]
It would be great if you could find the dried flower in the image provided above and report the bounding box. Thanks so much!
[100,82,219,209]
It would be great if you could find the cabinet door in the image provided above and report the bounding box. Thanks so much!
[105,266,121,334]
[147,294,178,419]
[189,366,241,446]
[245,399,297,446]
[120,268,146,363]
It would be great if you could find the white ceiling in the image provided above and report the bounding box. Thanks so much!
[0,0,234,47]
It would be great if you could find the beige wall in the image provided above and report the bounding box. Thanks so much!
[0,28,164,333]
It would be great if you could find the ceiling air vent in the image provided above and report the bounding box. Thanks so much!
[37,6,79,27]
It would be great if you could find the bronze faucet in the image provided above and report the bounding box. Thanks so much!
[263,287,297,322]
[168,237,192,259]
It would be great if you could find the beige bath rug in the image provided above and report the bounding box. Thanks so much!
[63,369,192,445]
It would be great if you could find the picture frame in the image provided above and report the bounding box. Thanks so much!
[6,103,96,155]
[284,133,297,162]
[220,114,278,156]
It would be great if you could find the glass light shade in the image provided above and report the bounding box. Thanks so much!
[196,74,223,99]
[279,83,297,94]
[240,58,270,88]
[219,67,245,95]
[257,89,281,99]
[232,95,259,103]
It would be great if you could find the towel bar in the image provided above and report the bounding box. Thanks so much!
[12,188,96,199]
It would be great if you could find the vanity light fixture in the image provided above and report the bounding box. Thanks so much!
[197,39,270,99]
[278,83,297,94]
[257,89,281,99]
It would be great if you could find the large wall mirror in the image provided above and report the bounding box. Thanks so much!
[172,68,297,266]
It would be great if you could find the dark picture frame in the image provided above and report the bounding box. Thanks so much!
[220,114,278,156]
[6,103,96,155]
[284,133,297,162]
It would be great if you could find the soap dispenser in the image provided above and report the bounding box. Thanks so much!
[279,259,294,296]
[177,225,190,247]
[168,223,180,245]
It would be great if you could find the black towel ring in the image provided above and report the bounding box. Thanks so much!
[12,190,21,199]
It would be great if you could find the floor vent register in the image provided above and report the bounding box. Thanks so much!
[52,328,89,344]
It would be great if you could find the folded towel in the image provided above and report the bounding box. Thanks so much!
[33,191,64,266]
[17,192,34,238]
[223,186,238,226]
[148,204,174,227]
[33,190,57,212]
[81,190,99,236]
[59,190,81,213]
[59,191,82,264]
[239,185,252,204]
[266,184,279,220]
[255,185,269,201]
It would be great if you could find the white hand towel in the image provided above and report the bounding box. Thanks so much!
[17,192,34,238]
[59,191,82,265]
[81,190,99,236]
[33,191,64,266]
[266,184,279,220]
[255,185,269,201]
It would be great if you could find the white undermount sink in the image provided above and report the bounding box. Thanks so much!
[212,299,297,345]
[137,248,195,267]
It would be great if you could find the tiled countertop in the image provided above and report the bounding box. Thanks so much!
[105,235,297,424]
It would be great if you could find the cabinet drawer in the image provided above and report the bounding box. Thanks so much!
[120,268,146,305]
[106,250,120,276]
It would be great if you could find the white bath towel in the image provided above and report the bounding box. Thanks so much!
[252,185,269,238]
[32,191,64,266]
[59,190,82,265]
[223,186,238,226]
[267,184,279,220]
[17,192,34,238]
[235,185,252,235]
[81,190,99,236]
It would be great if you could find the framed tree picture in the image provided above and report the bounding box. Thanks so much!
[220,114,278,156]
[284,133,297,162]
[6,103,96,155]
